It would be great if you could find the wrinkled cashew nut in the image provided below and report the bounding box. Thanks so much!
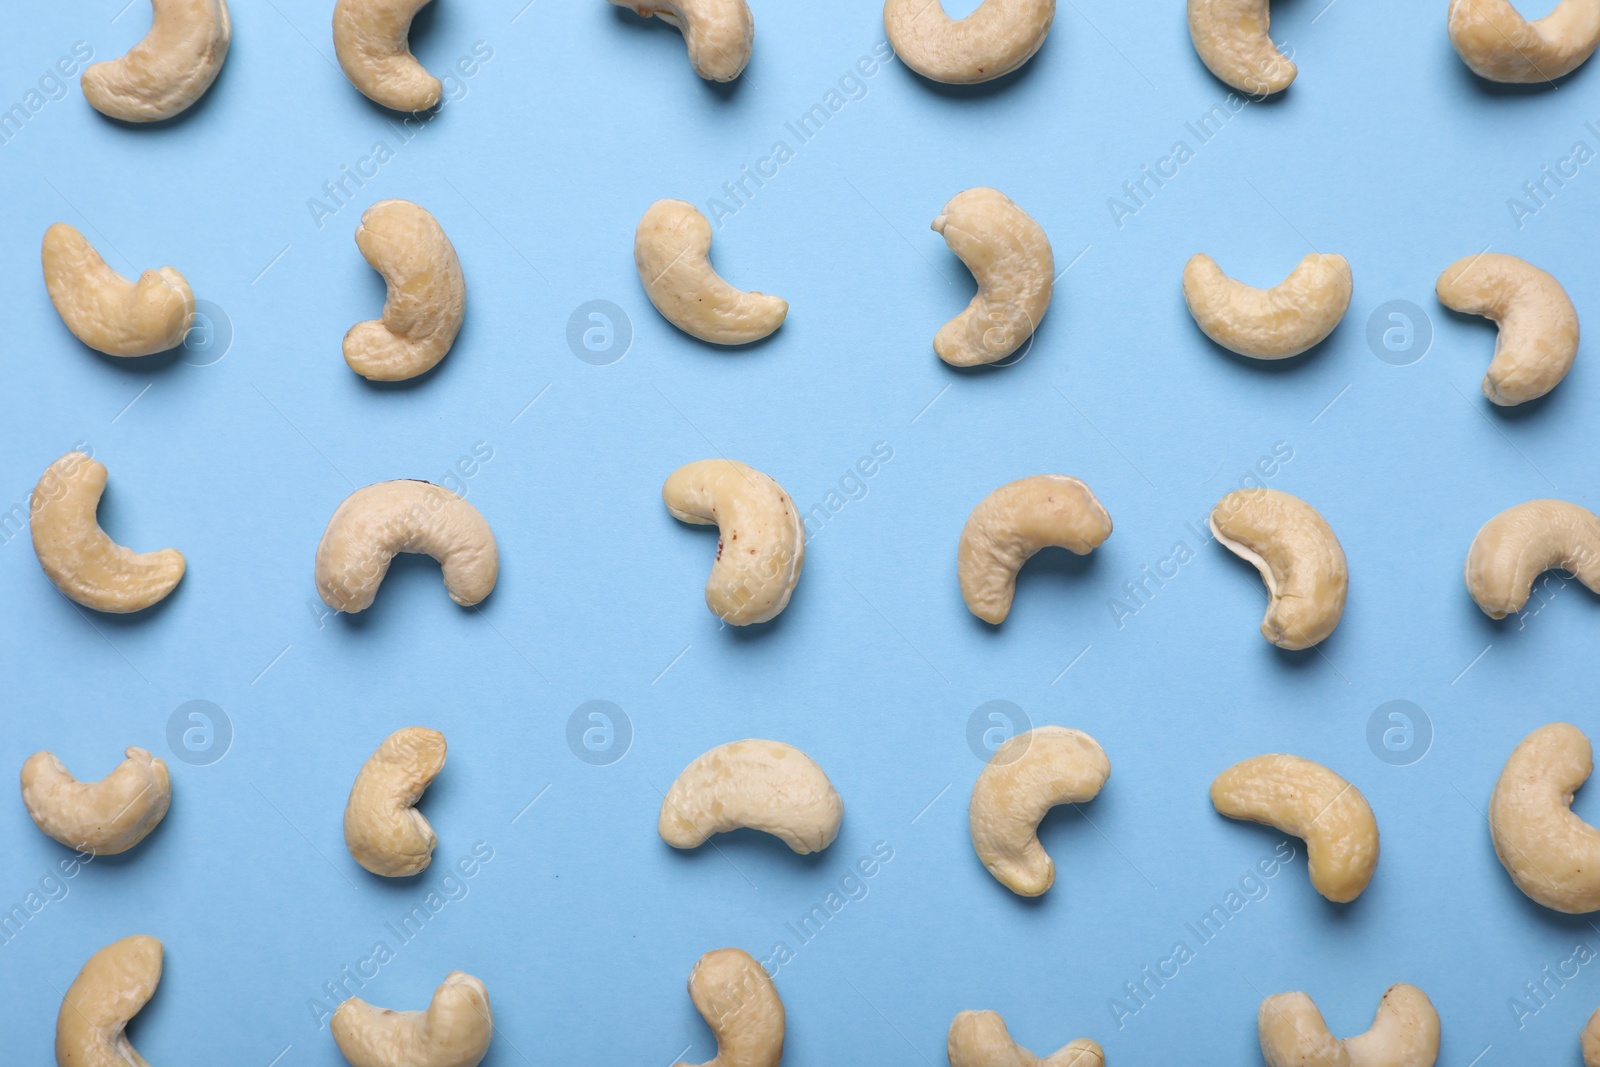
[1490,723,1600,913]
[1210,488,1347,650]
[344,199,465,382]
[1212,754,1378,903]
[1465,499,1600,618]
[1436,253,1578,405]
[1258,984,1439,1067]
[663,459,804,625]
[333,972,492,1067]
[334,0,443,111]
[83,0,230,121]
[661,740,842,854]
[931,187,1052,367]
[22,747,170,856]
[1188,0,1296,94]
[345,727,447,877]
[883,0,1054,84]
[31,451,186,614]
[958,475,1111,624]
[43,223,194,357]
[948,1010,1103,1067]
[56,935,163,1067]
[610,0,754,81]
[969,726,1109,897]
[675,949,785,1067]
[635,200,787,345]
[1183,253,1351,360]
[1448,0,1600,82]
[316,480,498,613]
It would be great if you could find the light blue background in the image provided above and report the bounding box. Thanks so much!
[2,0,1599,1062]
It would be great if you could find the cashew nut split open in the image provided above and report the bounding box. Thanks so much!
[56,935,163,1067]
[333,972,493,1067]
[42,223,194,357]
[1211,754,1378,903]
[1436,253,1579,405]
[345,199,465,381]
[883,0,1054,84]
[315,480,498,613]
[660,740,842,854]
[1448,0,1600,82]
[1489,723,1600,913]
[333,0,442,111]
[609,0,754,82]
[635,200,787,345]
[958,475,1111,624]
[1187,0,1296,94]
[676,949,785,1067]
[83,0,231,122]
[31,451,186,614]
[1210,488,1347,651]
[932,187,1053,367]
[1182,253,1351,360]
[948,1010,1103,1067]
[969,726,1109,897]
[663,459,804,626]
[22,748,171,856]
[1465,499,1600,618]
[345,727,447,877]
[1258,984,1439,1067]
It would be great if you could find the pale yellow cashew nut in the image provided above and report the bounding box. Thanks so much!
[333,972,493,1067]
[22,747,170,856]
[1188,0,1296,94]
[344,199,465,382]
[1210,488,1347,650]
[1583,1006,1600,1066]
[333,0,443,111]
[42,223,194,357]
[83,0,231,122]
[948,1010,1103,1067]
[1448,0,1600,82]
[345,727,447,877]
[635,200,787,345]
[609,0,755,82]
[1258,984,1439,1067]
[1183,253,1351,360]
[675,949,785,1067]
[957,475,1111,624]
[1436,253,1578,405]
[663,459,804,625]
[932,187,1053,368]
[1490,723,1600,913]
[56,935,164,1067]
[660,739,843,854]
[883,0,1054,84]
[1464,499,1600,618]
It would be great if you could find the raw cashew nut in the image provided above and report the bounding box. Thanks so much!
[1210,488,1347,650]
[345,727,447,877]
[883,0,1054,84]
[334,0,442,111]
[932,187,1052,368]
[1211,754,1378,903]
[660,740,842,854]
[675,949,784,1067]
[1436,253,1578,405]
[1448,0,1600,82]
[31,451,186,614]
[1182,253,1351,360]
[1187,0,1296,94]
[969,726,1109,897]
[948,1010,1103,1067]
[22,747,170,856]
[663,459,804,625]
[1583,1005,1600,1066]
[82,0,231,121]
[609,0,754,81]
[1464,499,1600,618]
[958,475,1111,624]
[333,972,492,1067]
[1258,984,1440,1067]
[634,200,787,345]
[1489,723,1600,913]
[42,222,194,357]
[55,935,164,1067]
[344,199,465,382]
[315,480,498,613]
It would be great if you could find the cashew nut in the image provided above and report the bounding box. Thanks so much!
[56,935,164,1067]
[675,949,784,1067]
[663,459,804,625]
[1211,754,1378,903]
[344,199,465,382]
[333,971,492,1067]
[315,480,498,613]
[948,1010,1103,1067]
[333,0,442,111]
[931,187,1052,368]
[344,727,446,877]
[1182,253,1351,360]
[957,475,1111,624]
[1187,0,1296,94]
[883,0,1054,84]
[22,747,170,856]
[31,451,186,614]
[1448,0,1600,82]
[1258,984,1439,1067]
[1489,723,1600,913]
[42,222,194,357]
[969,726,1109,897]
[609,0,754,81]
[82,0,230,122]
[1436,253,1578,405]
[635,200,787,345]
[660,740,842,854]
[1464,499,1600,618]
[1210,488,1347,650]
[1583,1005,1600,1066]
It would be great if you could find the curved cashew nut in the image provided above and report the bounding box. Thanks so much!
[663,459,804,625]
[56,935,164,1067]
[675,949,784,1067]
[345,727,447,877]
[1211,754,1378,903]
[1490,723,1600,913]
[1464,499,1600,618]
[1258,984,1439,1067]
[1583,1006,1600,1066]
[82,0,230,122]
[315,480,498,613]
[344,199,465,381]
[42,222,194,357]
[1210,488,1347,650]
[1183,253,1351,360]
[1436,253,1578,405]
[22,747,170,856]
[1449,0,1600,82]
[1188,0,1296,94]
[969,726,1109,897]
[660,740,842,854]
[883,0,1054,84]
[334,0,442,111]
[948,1010,1103,1067]
[333,972,492,1067]
[635,200,787,345]
[932,187,1052,367]
[31,451,186,614]
[957,475,1111,624]
[609,0,754,81]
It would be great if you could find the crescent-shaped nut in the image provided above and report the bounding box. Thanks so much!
[1258,984,1440,1067]
[1436,253,1579,405]
[315,480,498,614]
[55,935,164,1067]
[1464,499,1600,618]
[1210,488,1347,650]
[1583,1006,1600,1066]
[675,949,785,1067]
[659,739,843,854]
[1448,0,1600,82]
[82,0,230,121]
[344,727,447,878]
[333,0,443,111]
[969,726,1109,897]
[948,1010,1103,1067]
[609,0,754,81]
[662,459,804,626]
[957,475,1111,624]
[1182,253,1352,360]
[1187,0,1296,94]
[931,187,1053,368]
[31,451,186,614]
[42,222,194,357]
[634,200,787,345]
[332,971,493,1067]
[343,199,466,382]
[883,0,1054,84]
[1489,723,1600,913]
[22,748,171,856]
